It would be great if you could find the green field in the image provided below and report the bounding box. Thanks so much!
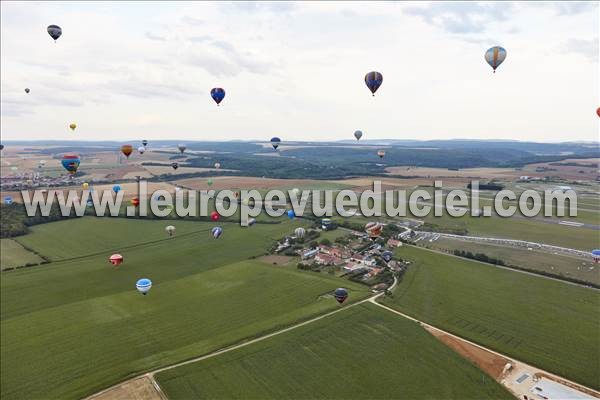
[1,218,370,399]
[419,237,599,285]
[0,238,44,268]
[382,246,600,390]
[156,303,512,400]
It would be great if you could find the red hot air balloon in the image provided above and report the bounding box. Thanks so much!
[109,254,123,266]
[121,144,133,158]
[131,197,140,207]
[211,211,220,221]
[596,107,600,118]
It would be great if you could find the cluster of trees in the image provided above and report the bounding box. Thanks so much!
[0,204,74,238]
[453,250,505,266]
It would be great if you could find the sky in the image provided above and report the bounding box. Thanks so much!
[1,1,598,142]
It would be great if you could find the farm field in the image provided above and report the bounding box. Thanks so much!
[381,246,600,390]
[156,303,512,400]
[1,218,370,400]
[419,237,599,285]
[0,238,44,268]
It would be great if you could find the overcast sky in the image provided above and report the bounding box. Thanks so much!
[1,1,598,142]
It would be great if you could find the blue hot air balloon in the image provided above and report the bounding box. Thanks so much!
[382,250,393,262]
[86,199,94,208]
[364,71,383,96]
[211,226,223,239]
[592,249,600,263]
[270,137,281,150]
[210,88,226,105]
[4,196,13,205]
[136,278,152,295]
[112,184,121,193]
[287,209,295,219]
[485,46,507,73]
[61,154,81,175]
[334,288,348,304]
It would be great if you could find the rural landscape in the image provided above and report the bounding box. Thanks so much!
[1,1,599,400]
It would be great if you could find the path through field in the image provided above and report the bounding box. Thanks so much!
[87,277,599,400]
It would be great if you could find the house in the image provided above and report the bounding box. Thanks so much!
[315,253,343,266]
[343,263,367,274]
[319,246,345,258]
[349,254,377,267]
[387,239,402,248]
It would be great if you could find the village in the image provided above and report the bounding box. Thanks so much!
[271,219,408,291]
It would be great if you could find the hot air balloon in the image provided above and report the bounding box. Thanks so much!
[61,154,80,175]
[165,225,176,236]
[136,278,152,295]
[382,250,393,262]
[86,199,94,208]
[214,162,221,169]
[596,108,600,118]
[82,182,89,190]
[377,150,386,159]
[592,249,600,263]
[138,146,145,154]
[365,222,383,238]
[24,88,30,94]
[365,71,383,96]
[270,137,281,150]
[4,196,13,205]
[121,144,133,158]
[354,130,363,141]
[177,144,186,154]
[47,25,62,42]
[38,160,46,169]
[211,226,223,239]
[211,211,220,221]
[294,227,306,239]
[113,184,121,193]
[247,218,256,226]
[69,123,77,131]
[485,46,507,73]
[207,178,213,186]
[142,140,148,147]
[0,144,4,151]
[334,288,348,304]
[171,162,179,170]
[109,254,123,266]
[210,88,226,105]
[287,209,295,219]
[131,197,140,207]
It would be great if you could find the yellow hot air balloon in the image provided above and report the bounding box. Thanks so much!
[82,182,89,190]
[69,123,77,131]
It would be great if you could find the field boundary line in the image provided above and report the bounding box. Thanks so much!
[370,299,600,398]
[84,293,382,400]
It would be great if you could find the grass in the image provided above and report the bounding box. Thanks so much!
[420,237,599,285]
[156,303,512,400]
[0,238,44,268]
[382,246,600,390]
[1,218,370,399]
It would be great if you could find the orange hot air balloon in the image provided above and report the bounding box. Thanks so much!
[131,197,140,207]
[121,144,133,158]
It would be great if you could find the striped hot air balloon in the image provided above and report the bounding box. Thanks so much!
[485,46,507,73]
[364,71,383,96]
[136,278,152,295]
[61,154,81,175]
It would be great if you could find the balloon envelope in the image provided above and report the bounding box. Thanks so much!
[109,254,123,266]
[211,211,220,221]
[592,249,600,262]
[69,123,77,131]
[210,88,226,105]
[485,46,507,72]
[47,25,62,41]
[214,162,221,169]
[121,144,133,158]
[4,196,13,205]
[334,288,348,304]
[596,108,600,118]
[270,137,281,149]
[165,225,175,235]
[287,209,295,219]
[382,250,393,262]
[25,88,30,94]
[61,154,81,175]
[354,130,363,140]
[294,227,306,238]
[142,140,148,147]
[171,162,179,170]
[377,150,386,159]
[136,278,152,295]
[365,71,383,95]
[207,178,213,186]
[365,222,383,238]
[178,144,186,154]
[113,184,121,193]
[211,226,223,239]
[138,146,145,154]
